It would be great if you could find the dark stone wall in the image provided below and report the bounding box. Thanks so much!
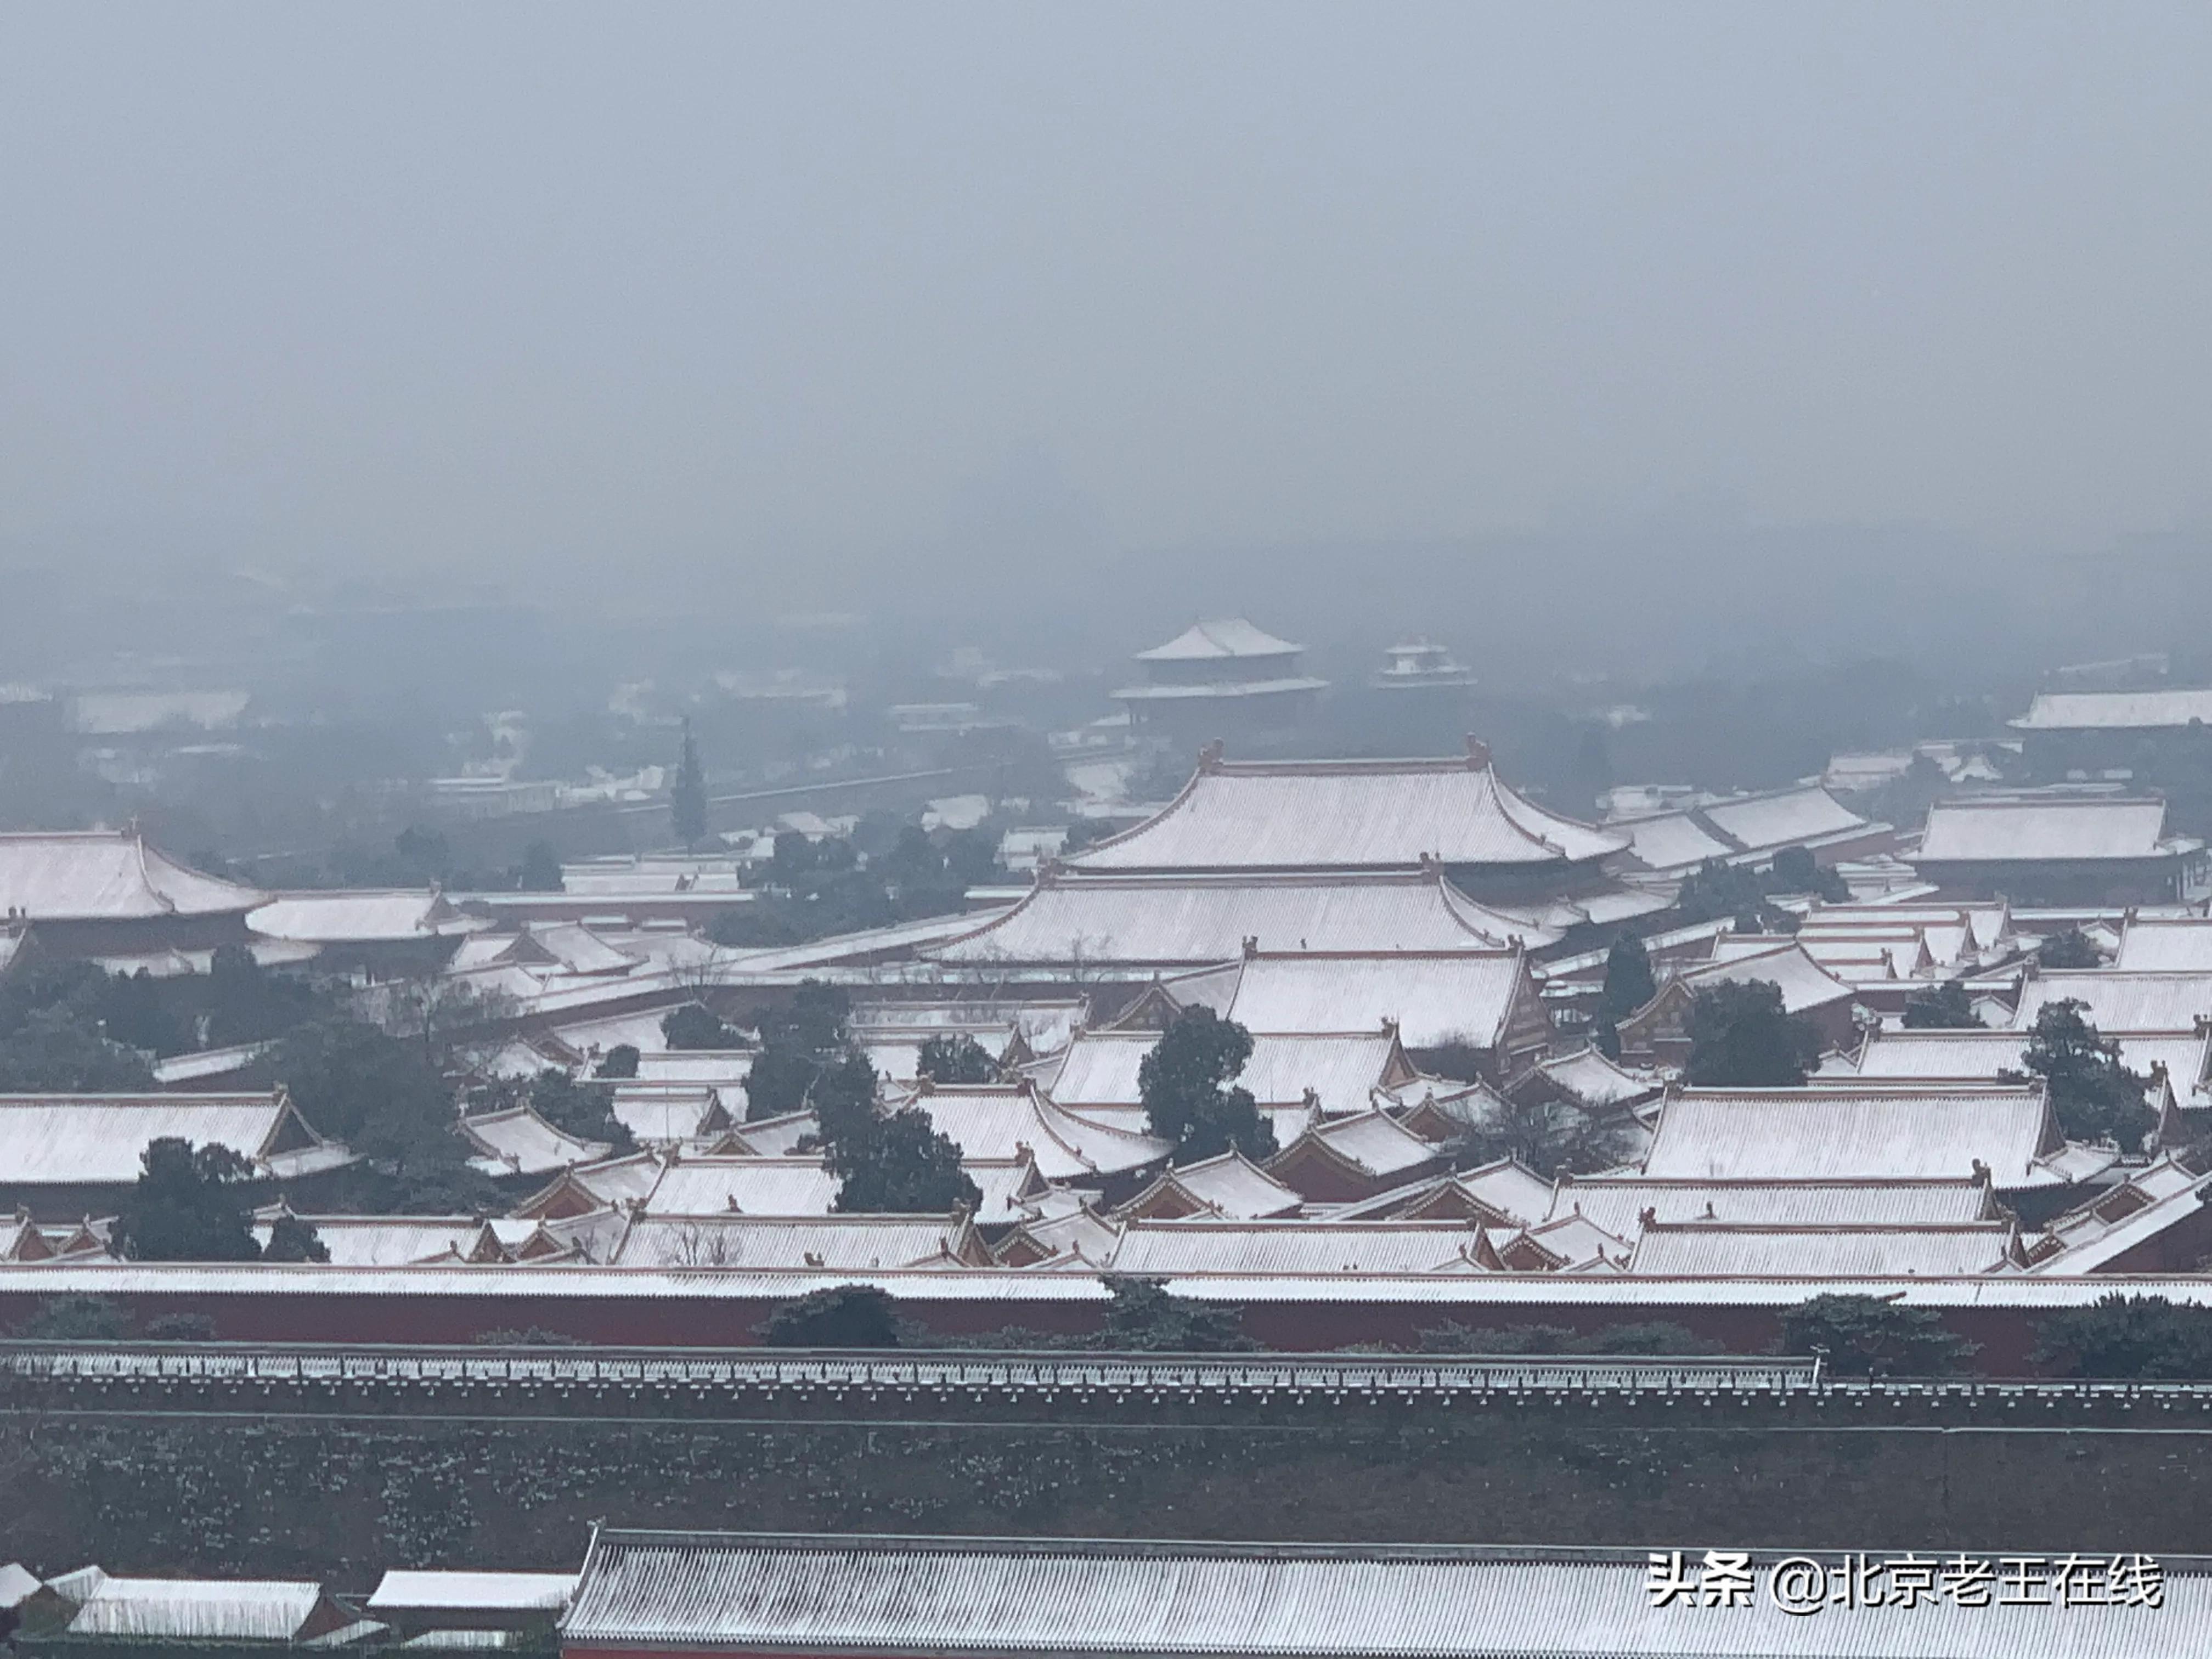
[12,1400,2212,1585]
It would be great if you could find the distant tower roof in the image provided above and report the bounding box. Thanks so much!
[1135,619,1303,662]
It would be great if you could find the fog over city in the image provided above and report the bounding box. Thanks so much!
[15,8,2212,1634]
[7,3,2211,676]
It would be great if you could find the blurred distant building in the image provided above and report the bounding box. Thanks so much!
[1110,619,1327,740]
[1370,637,1474,692]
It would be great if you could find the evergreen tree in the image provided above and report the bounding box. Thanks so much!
[660,1002,741,1049]
[265,1019,463,1182]
[2006,998,2156,1147]
[2038,927,2103,969]
[262,1213,330,1263]
[917,1032,998,1085]
[2035,1293,2212,1379]
[671,717,709,848]
[758,1285,901,1347]
[112,1138,262,1262]
[1600,933,1656,1021]
[828,1107,981,1212]
[1781,1293,1978,1378]
[594,1043,641,1079]
[1093,1278,1255,1352]
[11,1295,133,1340]
[1139,1008,1277,1164]
[100,968,187,1056]
[517,840,565,892]
[526,1068,636,1152]
[1901,979,1983,1030]
[1683,980,1823,1087]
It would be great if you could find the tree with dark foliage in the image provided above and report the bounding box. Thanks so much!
[917,1032,998,1085]
[594,1043,641,1079]
[261,1213,331,1263]
[113,1138,262,1262]
[1769,844,1849,901]
[1901,978,1983,1029]
[1451,1092,1632,1181]
[205,942,324,1047]
[828,1106,981,1213]
[2035,1293,2212,1379]
[523,1068,636,1152]
[1139,1008,1277,1164]
[744,982,876,1126]
[660,1002,742,1050]
[1674,859,1782,929]
[2038,926,2103,969]
[1095,1278,1255,1352]
[2004,998,2156,1147]
[758,1285,902,1348]
[1684,980,1824,1086]
[10,1295,133,1340]
[1781,1293,1978,1378]
[1600,933,1656,1021]
[671,718,709,849]
[517,840,565,892]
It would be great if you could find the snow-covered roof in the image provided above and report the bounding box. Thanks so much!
[1673,941,1857,1014]
[1643,1082,2084,1188]
[637,1156,839,1218]
[559,1530,2212,1658]
[1277,1108,1442,1181]
[2031,1154,2212,1273]
[0,1561,40,1612]
[1133,619,1303,661]
[929,870,1545,966]
[1188,951,1534,1051]
[2014,970,2212,1032]
[0,831,263,921]
[1107,1219,1487,1276]
[66,1578,341,1643]
[458,1105,610,1178]
[1522,1046,1662,1109]
[1118,1149,1304,1220]
[628,1051,755,1085]
[2115,916,2212,971]
[1700,786,1870,853]
[608,1212,981,1269]
[901,1081,1169,1181]
[367,1572,576,1616]
[1040,1029,1410,1115]
[1917,794,2197,864]
[608,1085,730,1145]
[1065,750,1625,873]
[2011,689,2212,731]
[250,1215,516,1267]
[1629,1221,2021,1277]
[1614,811,1737,874]
[1548,1175,1996,1241]
[247,889,478,944]
[0,1092,338,1187]
[1848,1025,2204,1102]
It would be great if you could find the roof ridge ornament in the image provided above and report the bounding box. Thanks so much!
[1464,735,1491,770]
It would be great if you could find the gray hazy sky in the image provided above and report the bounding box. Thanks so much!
[4,2,2210,602]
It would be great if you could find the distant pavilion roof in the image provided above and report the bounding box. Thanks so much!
[2011,688,2212,731]
[0,830,264,921]
[927,868,1553,967]
[1134,619,1304,661]
[1064,744,1627,875]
